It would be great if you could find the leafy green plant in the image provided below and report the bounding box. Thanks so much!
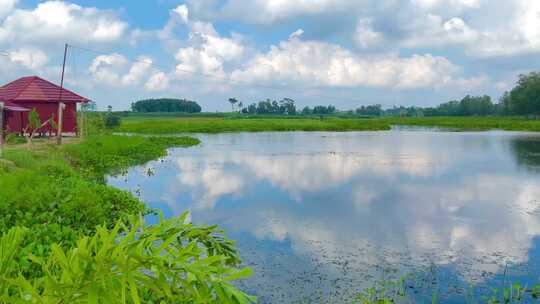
[0,213,255,303]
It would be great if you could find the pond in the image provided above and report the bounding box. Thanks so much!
[108,130,540,303]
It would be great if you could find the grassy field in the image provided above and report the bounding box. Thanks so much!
[118,116,391,133]
[117,114,540,134]
[382,116,540,131]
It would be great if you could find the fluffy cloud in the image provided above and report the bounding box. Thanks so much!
[8,48,48,69]
[89,53,171,91]
[218,0,356,24]
[0,1,127,45]
[145,71,170,91]
[231,31,475,89]
[121,57,153,86]
[0,0,17,18]
[174,21,244,78]
[354,18,384,49]
[89,53,128,83]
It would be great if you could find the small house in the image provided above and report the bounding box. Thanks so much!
[0,76,89,135]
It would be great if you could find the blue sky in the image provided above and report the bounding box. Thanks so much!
[0,0,539,111]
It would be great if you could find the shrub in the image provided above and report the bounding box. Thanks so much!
[105,113,122,128]
[0,213,255,303]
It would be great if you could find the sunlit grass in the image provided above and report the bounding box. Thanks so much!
[117,115,540,134]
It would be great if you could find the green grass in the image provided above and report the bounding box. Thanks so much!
[117,115,540,134]
[118,116,391,134]
[0,134,200,275]
[381,116,540,131]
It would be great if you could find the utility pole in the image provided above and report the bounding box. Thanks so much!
[57,43,68,145]
[0,101,4,158]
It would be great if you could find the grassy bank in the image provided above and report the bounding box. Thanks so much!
[116,115,540,134]
[382,116,540,131]
[0,135,256,303]
[0,135,200,267]
[118,116,391,134]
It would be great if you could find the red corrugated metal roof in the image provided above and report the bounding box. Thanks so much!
[0,76,89,103]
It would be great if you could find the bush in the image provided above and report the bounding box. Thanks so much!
[4,133,23,145]
[105,114,122,128]
[0,214,255,303]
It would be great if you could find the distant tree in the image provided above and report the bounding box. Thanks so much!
[228,98,238,112]
[313,105,336,115]
[356,104,382,116]
[507,72,540,116]
[247,103,257,114]
[301,106,313,115]
[132,99,202,113]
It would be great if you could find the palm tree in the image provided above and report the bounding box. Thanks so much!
[228,98,238,112]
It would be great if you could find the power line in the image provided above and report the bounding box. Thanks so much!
[67,43,354,103]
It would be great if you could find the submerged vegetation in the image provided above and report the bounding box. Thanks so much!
[0,134,256,303]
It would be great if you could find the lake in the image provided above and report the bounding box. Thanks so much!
[109,130,540,303]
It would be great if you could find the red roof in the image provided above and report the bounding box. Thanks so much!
[0,76,89,103]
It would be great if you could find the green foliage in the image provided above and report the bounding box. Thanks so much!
[356,104,383,116]
[27,108,41,131]
[241,98,297,115]
[82,112,107,136]
[118,116,391,134]
[4,133,25,145]
[132,98,202,113]
[381,116,540,131]
[105,113,122,128]
[62,135,200,182]
[0,149,145,276]
[0,135,199,275]
[313,105,336,115]
[505,71,540,115]
[0,214,255,303]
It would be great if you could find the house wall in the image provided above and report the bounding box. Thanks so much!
[5,102,78,134]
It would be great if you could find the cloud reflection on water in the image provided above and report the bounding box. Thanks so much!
[109,131,540,302]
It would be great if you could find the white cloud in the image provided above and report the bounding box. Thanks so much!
[173,4,189,24]
[411,0,480,11]
[0,1,127,45]
[121,56,153,86]
[145,71,170,91]
[231,32,473,89]
[8,48,48,69]
[220,0,355,24]
[174,19,244,78]
[89,53,128,83]
[354,18,384,49]
[0,0,16,18]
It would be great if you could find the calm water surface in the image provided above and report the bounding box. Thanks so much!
[108,131,540,303]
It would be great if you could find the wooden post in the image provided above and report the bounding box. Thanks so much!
[80,104,84,139]
[57,43,68,145]
[0,102,4,158]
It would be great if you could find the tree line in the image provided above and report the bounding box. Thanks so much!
[229,97,337,116]
[357,71,540,117]
[127,70,539,117]
[131,98,202,113]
